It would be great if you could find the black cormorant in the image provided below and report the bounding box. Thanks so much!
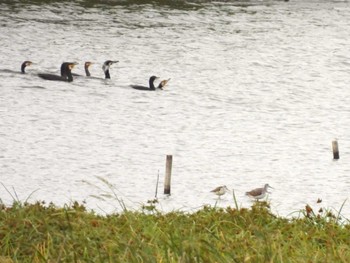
[38,62,77,82]
[102,60,118,79]
[131,76,166,91]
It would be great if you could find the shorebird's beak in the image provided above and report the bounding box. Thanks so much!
[267,185,273,193]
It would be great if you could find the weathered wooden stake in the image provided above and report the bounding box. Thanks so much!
[332,140,339,159]
[164,155,173,195]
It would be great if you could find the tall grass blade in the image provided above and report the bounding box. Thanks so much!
[232,189,239,210]
[336,199,347,223]
[155,170,160,198]
[1,183,16,201]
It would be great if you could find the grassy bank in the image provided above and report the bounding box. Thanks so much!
[0,200,350,262]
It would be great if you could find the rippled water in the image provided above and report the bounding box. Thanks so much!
[1,0,350,216]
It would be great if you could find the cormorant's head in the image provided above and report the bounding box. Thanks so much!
[61,62,78,73]
[102,60,119,72]
[68,62,78,71]
[23,61,33,67]
[150,76,159,82]
[85,61,93,69]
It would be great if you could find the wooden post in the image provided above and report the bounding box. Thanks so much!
[164,155,173,195]
[332,140,339,160]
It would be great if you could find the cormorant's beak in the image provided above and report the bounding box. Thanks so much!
[26,61,33,66]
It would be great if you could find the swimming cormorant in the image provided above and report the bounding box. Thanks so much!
[131,76,164,91]
[102,60,118,79]
[38,62,77,82]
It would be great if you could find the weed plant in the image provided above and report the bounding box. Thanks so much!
[1,198,350,262]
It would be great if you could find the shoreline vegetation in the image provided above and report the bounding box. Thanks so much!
[1,197,350,262]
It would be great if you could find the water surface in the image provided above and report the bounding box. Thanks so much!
[1,0,350,217]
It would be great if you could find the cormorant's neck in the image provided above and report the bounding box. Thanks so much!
[105,70,110,79]
[149,79,155,90]
[85,67,91,77]
[21,64,26,74]
[61,64,67,78]
[67,70,73,82]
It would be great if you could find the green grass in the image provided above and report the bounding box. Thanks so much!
[1,199,350,262]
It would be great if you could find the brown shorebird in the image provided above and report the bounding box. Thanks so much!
[211,185,229,199]
[246,184,272,201]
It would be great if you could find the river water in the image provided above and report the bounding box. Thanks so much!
[1,0,350,217]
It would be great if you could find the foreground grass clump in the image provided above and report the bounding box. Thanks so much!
[0,201,350,262]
